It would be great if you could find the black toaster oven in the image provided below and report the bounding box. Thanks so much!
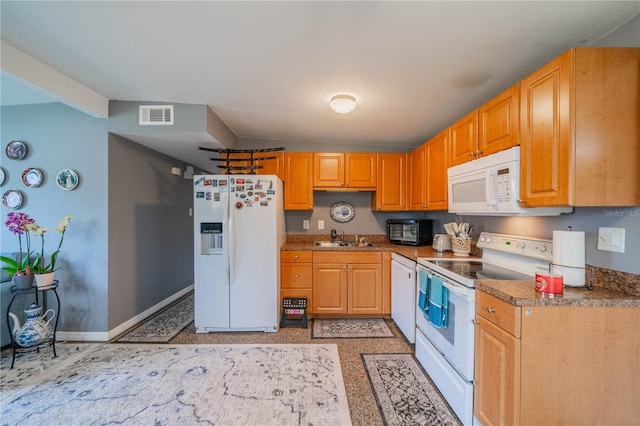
[386,219,433,246]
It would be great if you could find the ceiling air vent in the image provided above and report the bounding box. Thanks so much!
[139,105,174,125]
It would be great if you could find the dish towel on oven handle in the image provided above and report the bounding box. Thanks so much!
[418,268,429,311]
[426,274,449,328]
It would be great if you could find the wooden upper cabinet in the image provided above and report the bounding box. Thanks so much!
[346,153,377,188]
[372,153,406,211]
[520,47,639,207]
[407,143,427,210]
[284,152,313,210]
[479,83,520,157]
[313,153,344,188]
[425,128,449,210]
[255,152,284,181]
[313,153,376,189]
[449,110,479,167]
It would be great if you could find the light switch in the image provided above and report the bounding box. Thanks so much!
[318,220,324,230]
[597,227,625,253]
[303,220,310,230]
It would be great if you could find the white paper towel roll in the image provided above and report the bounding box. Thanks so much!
[552,230,585,286]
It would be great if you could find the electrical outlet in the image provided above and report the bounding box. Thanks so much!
[318,220,324,230]
[597,227,625,253]
[303,220,310,230]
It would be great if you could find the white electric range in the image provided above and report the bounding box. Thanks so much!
[415,232,554,425]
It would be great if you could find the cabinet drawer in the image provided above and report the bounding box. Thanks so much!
[281,264,312,289]
[313,251,381,264]
[281,251,312,263]
[476,291,521,338]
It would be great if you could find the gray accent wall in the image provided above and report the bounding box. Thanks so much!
[1,102,109,345]
[107,134,194,329]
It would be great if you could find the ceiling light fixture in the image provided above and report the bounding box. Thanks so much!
[330,94,357,114]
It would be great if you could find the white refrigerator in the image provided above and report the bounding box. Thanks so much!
[194,175,286,332]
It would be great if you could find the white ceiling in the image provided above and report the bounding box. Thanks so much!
[1,1,639,171]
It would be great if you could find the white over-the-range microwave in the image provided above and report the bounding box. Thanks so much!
[447,146,573,216]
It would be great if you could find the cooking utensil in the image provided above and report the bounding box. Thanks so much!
[443,222,456,236]
[453,222,460,235]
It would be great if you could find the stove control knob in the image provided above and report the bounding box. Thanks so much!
[486,238,492,243]
[520,242,526,249]
[479,236,486,242]
[540,245,548,252]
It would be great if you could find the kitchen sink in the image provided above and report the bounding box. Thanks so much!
[313,241,374,247]
[314,241,343,247]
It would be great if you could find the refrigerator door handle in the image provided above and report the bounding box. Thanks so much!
[227,191,234,285]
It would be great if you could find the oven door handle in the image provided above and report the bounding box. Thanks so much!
[442,280,472,297]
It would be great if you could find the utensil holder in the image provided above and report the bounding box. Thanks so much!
[452,237,472,256]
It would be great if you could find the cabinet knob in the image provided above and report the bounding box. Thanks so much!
[486,307,495,314]
[294,255,299,260]
[341,182,345,187]
[294,274,299,279]
[476,150,483,156]
[517,199,525,206]
[469,152,475,157]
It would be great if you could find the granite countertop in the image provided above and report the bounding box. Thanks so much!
[476,280,640,308]
[280,240,478,262]
[281,234,640,307]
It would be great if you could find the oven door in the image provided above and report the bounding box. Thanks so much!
[415,265,476,381]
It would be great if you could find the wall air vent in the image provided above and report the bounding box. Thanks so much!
[139,105,174,125]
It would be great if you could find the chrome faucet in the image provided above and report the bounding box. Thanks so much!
[330,229,337,241]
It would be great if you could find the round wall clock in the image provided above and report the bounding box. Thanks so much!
[330,202,355,223]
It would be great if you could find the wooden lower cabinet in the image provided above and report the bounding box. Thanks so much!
[475,291,640,426]
[313,251,383,315]
[280,251,313,313]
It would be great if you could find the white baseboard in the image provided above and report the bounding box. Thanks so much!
[56,285,194,342]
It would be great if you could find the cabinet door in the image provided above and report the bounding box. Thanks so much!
[345,153,377,188]
[314,153,344,188]
[479,83,520,157]
[520,50,572,207]
[407,143,426,210]
[347,263,382,314]
[284,153,314,210]
[474,316,521,426]
[256,152,284,180]
[313,263,347,314]
[449,110,479,167]
[425,128,449,210]
[372,153,405,211]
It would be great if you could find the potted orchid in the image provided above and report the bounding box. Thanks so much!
[1,212,38,289]
[31,215,72,287]
[1,213,72,289]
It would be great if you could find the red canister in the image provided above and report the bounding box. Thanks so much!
[535,273,564,295]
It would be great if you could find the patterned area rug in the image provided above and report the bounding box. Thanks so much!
[116,293,193,342]
[1,343,352,425]
[363,354,461,426]
[312,318,394,339]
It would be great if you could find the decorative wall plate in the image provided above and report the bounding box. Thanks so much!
[5,141,27,160]
[330,202,355,223]
[56,168,79,190]
[22,167,43,187]
[0,167,4,186]
[2,189,23,210]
